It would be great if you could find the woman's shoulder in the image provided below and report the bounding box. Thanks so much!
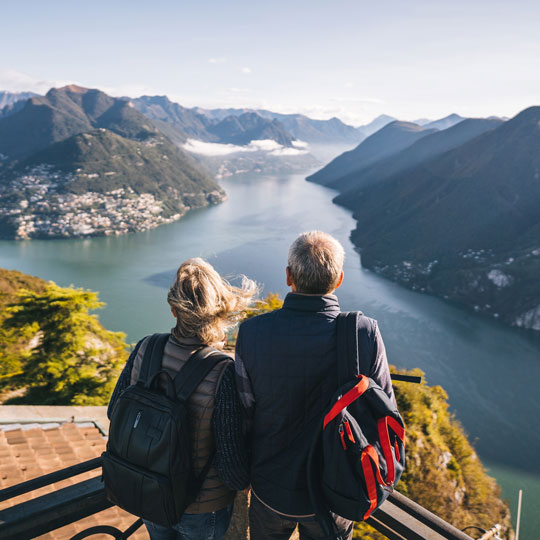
[129,334,156,385]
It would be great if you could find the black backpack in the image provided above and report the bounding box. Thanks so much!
[307,313,406,539]
[102,333,229,527]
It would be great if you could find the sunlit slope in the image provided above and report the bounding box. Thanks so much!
[0,85,158,160]
[338,106,540,329]
[331,118,502,193]
[16,129,222,206]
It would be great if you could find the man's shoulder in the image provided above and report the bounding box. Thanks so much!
[356,312,377,331]
[239,309,280,331]
[344,311,377,336]
[237,310,281,351]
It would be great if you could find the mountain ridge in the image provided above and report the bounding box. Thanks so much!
[329,117,502,193]
[307,121,437,186]
[0,86,158,160]
[0,86,224,239]
[332,106,540,330]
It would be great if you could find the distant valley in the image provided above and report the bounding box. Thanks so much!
[0,86,226,239]
[3,86,538,332]
[0,87,395,239]
[308,108,540,331]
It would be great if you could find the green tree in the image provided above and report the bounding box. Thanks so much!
[3,283,128,405]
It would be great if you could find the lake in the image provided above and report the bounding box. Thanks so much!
[1,170,539,539]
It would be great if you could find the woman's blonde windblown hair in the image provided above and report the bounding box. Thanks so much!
[167,258,258,345]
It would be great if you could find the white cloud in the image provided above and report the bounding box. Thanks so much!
[241,67,252,74]
[183,138,309,157]
[249,139,282,151]
[183,139,250,156]
[270,146,309,156]
[0,70,164,100]
[209,57,226,64]
[0,69,69,94]
[292,140,309,148]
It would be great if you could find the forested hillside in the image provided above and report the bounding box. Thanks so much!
[0,86,224,239]
[356,369,512,538]
[0,268,128,405]
[334,107,540,331]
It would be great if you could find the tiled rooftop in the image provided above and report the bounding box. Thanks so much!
[0,421,149,540]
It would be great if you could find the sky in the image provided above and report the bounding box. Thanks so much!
[2,0,540,126]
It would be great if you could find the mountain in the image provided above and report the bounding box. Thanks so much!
[0,128,224,239]
[356,114,396,137]
[422,113,465,131]
[205,112,293,146]
[0,91,39,118]
[307,121,436,186]
[194,106,369,144]
[252,111,363,144]
[191,107,399,145]
[21,129,218,199]
[132,97,297,147]
[130,95,214,144]
[0,85,158,160]
[329,118,502,193]
[334,106,540,330]
[192,107,253,121]
[0,86,224,239]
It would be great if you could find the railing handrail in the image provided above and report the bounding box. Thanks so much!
[0,457,477,540]
[0,456,102,502]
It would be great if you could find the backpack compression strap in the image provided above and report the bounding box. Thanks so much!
[323,375,370,429]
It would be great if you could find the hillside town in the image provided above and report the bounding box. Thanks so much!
[0,165,184,239]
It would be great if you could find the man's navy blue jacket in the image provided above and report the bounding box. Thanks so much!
[235,292,395,517]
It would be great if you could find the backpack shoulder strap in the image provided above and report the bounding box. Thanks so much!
[174,346,231,402]
[137,333,170,384]
[336,311,372,386]
[336,311,359,387]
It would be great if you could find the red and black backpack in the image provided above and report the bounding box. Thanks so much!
[307,312,406,539]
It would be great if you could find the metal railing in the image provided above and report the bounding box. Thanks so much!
[0,457,142,540]
[0,457,479,540]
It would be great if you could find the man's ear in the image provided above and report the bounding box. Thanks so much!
[334,270,344,290]
[286,266,294,287]
[170,306,177,318]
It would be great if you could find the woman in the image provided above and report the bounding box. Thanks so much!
[108,258,257,540]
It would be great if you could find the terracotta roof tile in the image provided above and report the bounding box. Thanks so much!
[0,422,149,539]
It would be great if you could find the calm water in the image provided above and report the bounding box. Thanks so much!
[1,172,539,538]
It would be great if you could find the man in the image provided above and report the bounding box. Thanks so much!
[235,231,395,540]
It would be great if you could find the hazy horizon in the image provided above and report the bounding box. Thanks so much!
[2,0,540,125]
[0,82,518,129]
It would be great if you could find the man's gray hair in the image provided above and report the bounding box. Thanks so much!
[288,231,345,294]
